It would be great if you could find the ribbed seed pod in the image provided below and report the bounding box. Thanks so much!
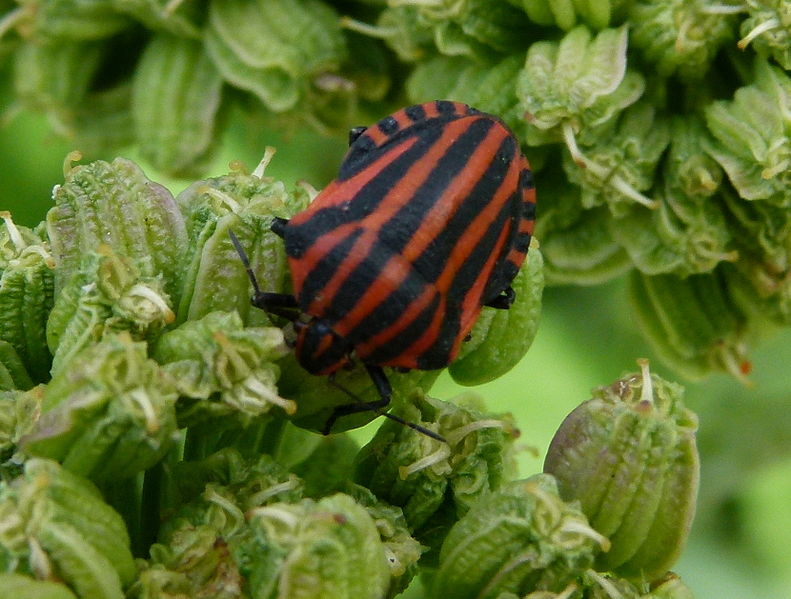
[544,360,699,582]
[0,573,78,599]
[515,0,633,30]
[534,180,632,286]
[20,334,178,482]
[46,157,188,299]
[0,213,54,383]
[0,390,16,452]
[14,0,130,41]
[450,240,544,385]
[204,0,347,113]
[410,0,533,57]
[132,35,223,177]
[45,246,174,375]
[244,494,391,599]
[563,101,669,215]
[432,474,606,598]
[629,0,737,80]
[517,25,645,146]
[13,39,104,136]
[703,59,791,204]
[609,115,734,276]
[629,269,750,380]
[174,157,309,324]
[152,310,291,428]
[0,459,135,598]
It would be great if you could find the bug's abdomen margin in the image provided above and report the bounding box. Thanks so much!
[283,103,535,371]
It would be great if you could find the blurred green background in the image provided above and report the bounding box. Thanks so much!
[2,71,790,598]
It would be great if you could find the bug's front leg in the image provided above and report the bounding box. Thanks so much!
[271,217,289,238]
[251,291,300,320]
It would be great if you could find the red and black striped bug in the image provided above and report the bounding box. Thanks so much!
[232,100,536,439]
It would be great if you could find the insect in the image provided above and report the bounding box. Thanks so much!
[233,100,535,438]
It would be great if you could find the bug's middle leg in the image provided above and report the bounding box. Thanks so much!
[321,365,392,435]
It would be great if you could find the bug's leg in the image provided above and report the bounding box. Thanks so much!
[322,366,391,434]
[229,230,300,320]
[323,367,446,442]
[348,126,367,146]
[484,286,516,310]
[271,217,289,238]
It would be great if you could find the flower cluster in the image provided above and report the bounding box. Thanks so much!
[0,154,696,597]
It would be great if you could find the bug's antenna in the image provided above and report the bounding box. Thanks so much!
[228,230,263,297]
[327,378,447,443]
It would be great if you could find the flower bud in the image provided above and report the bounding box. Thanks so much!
[0,573,78,599]
[0,458,135,598]
[544,360,699,581]
[20,333,178,482]
[432,474,607,598]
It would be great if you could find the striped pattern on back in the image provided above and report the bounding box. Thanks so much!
[283,101,536,371]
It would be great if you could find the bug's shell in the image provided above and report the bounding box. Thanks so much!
[281,100,536,375]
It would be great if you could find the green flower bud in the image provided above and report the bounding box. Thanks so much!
[12,0,130,41]
[719,188,791,324]
[0,573,77,599]
[45,245,174,375]
[204,0,347,113]
[0,390,16,454]
[518,26,653,209]
[534,181,632,286]
[355,393,517,553]
[450,240,543,385]
[174,155,308,324]
[340,483,424,597]
[111,0,204,38]
[517,25,644,144]
[609,116,736,276]
[152,310,291,428]
[544,360,699,581]
[47,156,188,299]
[132,35,223,177]
[0,212,54,383]
[628,0,737,80]
[244,494,392,599]
[563,101,669,214]
[738,0,791,70]
[432,474,607,598]
[20,334,178,482]
[703,59,791,203]
[342,6,433,63]
[629,269,751,381]
[401,0,532,57]
[0,458,135,598]
[13,39,105,138]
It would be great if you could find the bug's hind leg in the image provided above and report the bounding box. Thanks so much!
[484,286,516,310]
[323,366,446,442]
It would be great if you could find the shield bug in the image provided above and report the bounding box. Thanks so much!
[234,100,536,438]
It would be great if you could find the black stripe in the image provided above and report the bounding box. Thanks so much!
[405,104,426,122]
[435,100,458,116]
[520,167,535,190]
[378,115,398,135]
[297,227,364,313]
[523,198,536,220]
[514,231,532,253]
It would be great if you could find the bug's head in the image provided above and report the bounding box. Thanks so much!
[293,318,352,376]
